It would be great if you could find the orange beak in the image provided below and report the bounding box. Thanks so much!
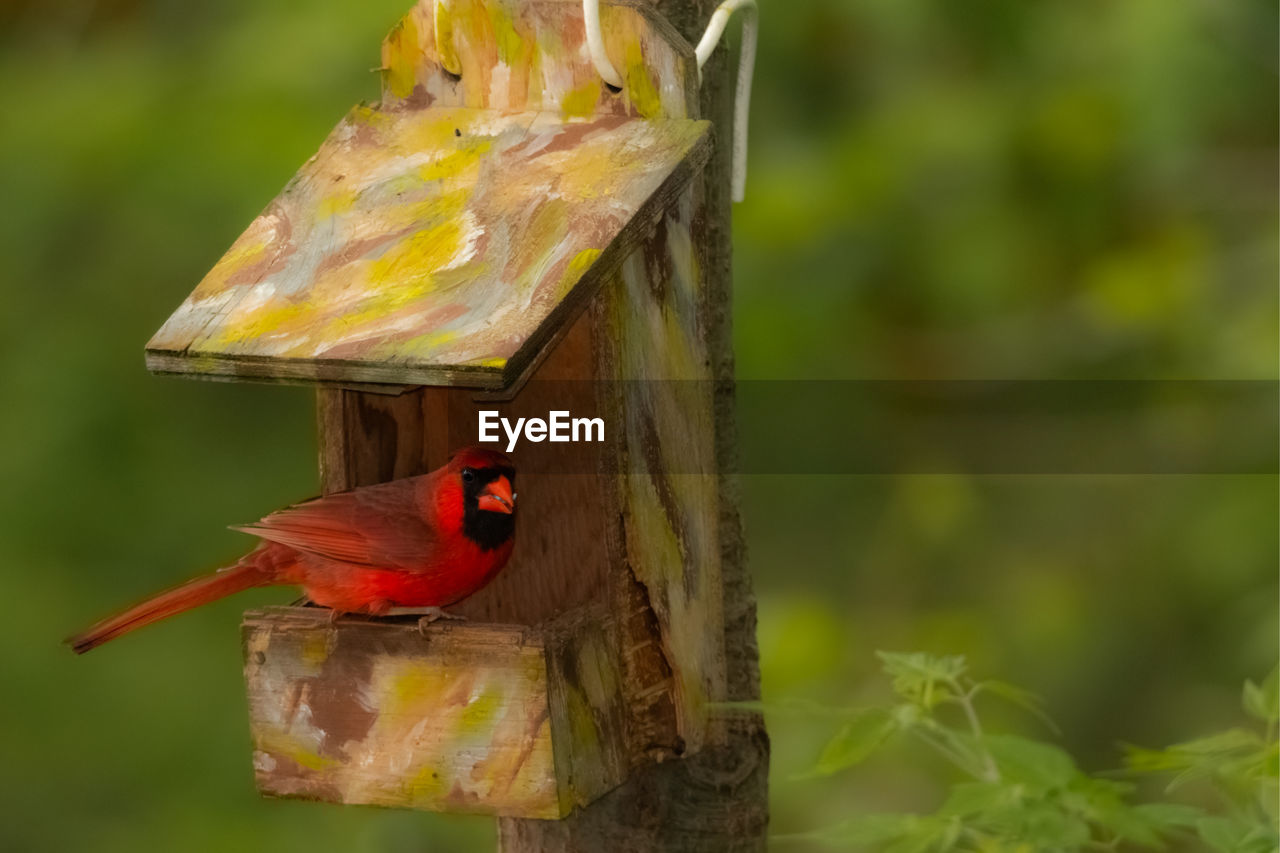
[477,475,515,514]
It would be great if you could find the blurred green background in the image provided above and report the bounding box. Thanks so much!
[0,0,1275,850]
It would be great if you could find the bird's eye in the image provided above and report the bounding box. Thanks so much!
[461,468,476,483]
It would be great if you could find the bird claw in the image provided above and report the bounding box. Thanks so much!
[386,606,466,620]
[378,606,466,636]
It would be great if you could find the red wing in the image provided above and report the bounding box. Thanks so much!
[232,479,438,570]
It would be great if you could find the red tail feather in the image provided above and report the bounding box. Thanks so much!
[67,563,269,654]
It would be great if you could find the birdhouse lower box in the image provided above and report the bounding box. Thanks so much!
[243,604,629,819]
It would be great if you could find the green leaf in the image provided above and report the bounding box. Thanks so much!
[968,797,1091,848]
[875,816,954,853]
[1124,743,1192,774]
[778,814,965,852]
[983,734,1078,790]
[714,697,863,719]
[937,781,1018,817]
[877,651,967,708]
[914,721,997,780]
[1243,665,1279,723]
[1195,815,1275,853]
[974,679,1061,735]
[1131,802,1206,830]
[1087,800,1164,847]
[1170,729,1265,756]
[1126,728,1268,792]
[800,708,898,778]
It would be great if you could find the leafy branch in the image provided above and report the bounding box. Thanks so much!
[771,653,1279,852]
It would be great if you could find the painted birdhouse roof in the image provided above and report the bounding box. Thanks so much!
[147,105,710,390]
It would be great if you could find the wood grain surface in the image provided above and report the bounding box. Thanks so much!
[148,108,708,388]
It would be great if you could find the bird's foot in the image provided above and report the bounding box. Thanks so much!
[384,606,467,636]
[386,606,466,621]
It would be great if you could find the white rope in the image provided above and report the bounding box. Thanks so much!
[694,0,757,202]
[582,0,757,202]
[583,0,624,89]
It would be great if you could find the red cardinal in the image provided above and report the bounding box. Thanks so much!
[69,446,516,654]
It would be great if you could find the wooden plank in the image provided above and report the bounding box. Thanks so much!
[421,312,616,626]
[243,606,563,818]
[381,0,699,120]
[592,179,726,756]
[243,604,639,818]
[147,106,710,389]
[542,604,630,812]
[148,363,413,395]
[314,313,615,629]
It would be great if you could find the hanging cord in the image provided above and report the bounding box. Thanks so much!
[583,0,757,202]
[693,0,757,202]
[583,0,625,89]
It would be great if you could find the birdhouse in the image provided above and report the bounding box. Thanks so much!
[148,0,731,820]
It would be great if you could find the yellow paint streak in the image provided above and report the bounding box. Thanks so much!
[369,219,463,288]
[536,20,564,62]
[196,234,271,299]
[407,761,449,801]
[458,686,504,732]
[487,2,524,65]
[557,248,602,299]
[300,632,330,668]
[382,660,453,721]
[561,80,602,119]
[418,139,493,183]
[554,137,617,200]
[397,111,485,157]
[566,687,602,764]
[384,16,421,99]
[350,104,393,129]
[217,297,313,346]
[256,731,342,771]
[393,329,458,360]
[434,0,462,75]
[624,39,662,119]
[306,218,464,342]
[316,189,357,220]
[371,186,472,234]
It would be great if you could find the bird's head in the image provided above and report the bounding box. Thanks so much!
[445,446,517,551]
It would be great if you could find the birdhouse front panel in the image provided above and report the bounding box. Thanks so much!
[381,0,698,119]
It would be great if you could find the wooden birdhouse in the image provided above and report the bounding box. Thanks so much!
[149,0,732,820]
